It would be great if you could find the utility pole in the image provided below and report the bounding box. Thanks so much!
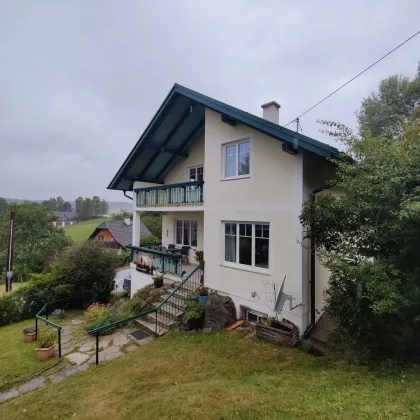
[5,212,15,293]
[296,118,299,132]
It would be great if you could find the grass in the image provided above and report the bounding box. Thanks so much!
[0,282,22,296]
[63,218,107,244]
[0,320,63,392]
[1,332,420,419]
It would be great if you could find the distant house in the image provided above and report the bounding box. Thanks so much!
[89,218,151,250]
[52,211,79,227]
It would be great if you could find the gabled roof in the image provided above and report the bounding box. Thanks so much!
[108,84,339,191]
[89,220,151,249]
[52,211,79,221]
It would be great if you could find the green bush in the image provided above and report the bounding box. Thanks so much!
[140,234,159,244]
[141,213,162,239]
[185,300,204,320]
[60,241,119,303]
[84,302,126,335]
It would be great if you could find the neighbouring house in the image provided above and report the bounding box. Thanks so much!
[107,84,338,336]
[89,218,151,250]
[52,211,79,227]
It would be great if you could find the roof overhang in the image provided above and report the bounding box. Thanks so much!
[108,84,339,191]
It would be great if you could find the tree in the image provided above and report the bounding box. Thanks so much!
[357,63,420,139]
[60,241,119,302]
[74,197,109,219]
[110,210,132,220]
[42,196,72,211]
[300,118,420,361]
[141,213,162,239]
[0,202,72,281]
[0,198,7,215]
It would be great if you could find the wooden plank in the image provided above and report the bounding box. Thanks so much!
[227,320,245,332]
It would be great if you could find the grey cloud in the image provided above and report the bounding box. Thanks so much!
[0,0,419,201]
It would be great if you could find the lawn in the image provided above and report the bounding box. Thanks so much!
[0,282,22,296]
[63,218,107,244]
[1,332,420,419]
[0,319,63,392]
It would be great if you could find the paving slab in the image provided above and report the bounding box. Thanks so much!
[0,388,19,402]
[71,319,85,325]
[112,332,129,346]
[105,351,123,361]
[102,345,120,356]
[17,377,45,395]
[125,344,138,352]
[138,337,154,346]
[79,343,94,352]
[66,352,90,365]
[49,366,80,383]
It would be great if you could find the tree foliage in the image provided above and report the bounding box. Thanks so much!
[300,118,420,361]
[0,198,7,215]
[42,196,72,211]
[60,240,119,302]
[75,196,109,219]
[357,63,420,139]
[0,202,71,281]
[110,210,132,221]
[141,213,162,239]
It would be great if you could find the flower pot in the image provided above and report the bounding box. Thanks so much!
[198,295,208,304]
[24,332,37,343]
[186,317,203,330]
[153,278,164,288]
[35,344,55,360]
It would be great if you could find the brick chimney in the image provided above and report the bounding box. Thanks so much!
[261,101,281,124]
[124,217,132,226]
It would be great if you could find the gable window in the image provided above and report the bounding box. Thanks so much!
[175,220,198,247]
[189,165,204,182]
[98,235,104,241]
[223,222,269,271]
[223,139,250,179]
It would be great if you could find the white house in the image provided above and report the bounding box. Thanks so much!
[108,84,337,336]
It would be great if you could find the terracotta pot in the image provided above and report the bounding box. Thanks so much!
[24,332,37,343]
[35,344,55,360]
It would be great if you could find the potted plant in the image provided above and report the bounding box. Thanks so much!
[152,274,164,289]
[23,326,37,342]
[197,285,209,304]
[35,331,56,360]
[185,300,205,330]
[51,308,65,320]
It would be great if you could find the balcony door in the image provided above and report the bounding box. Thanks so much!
[186,165,203,203]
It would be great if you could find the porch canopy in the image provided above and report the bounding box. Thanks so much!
[108,84,339,192]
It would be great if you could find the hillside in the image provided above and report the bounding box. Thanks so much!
[63,218,107,244]
[1,332,420,419]
[5,199,132,215]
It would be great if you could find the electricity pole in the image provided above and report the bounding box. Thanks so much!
[5,212,15,293]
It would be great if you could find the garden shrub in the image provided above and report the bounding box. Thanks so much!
[84,302,125,335]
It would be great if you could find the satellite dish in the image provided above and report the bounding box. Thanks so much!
[274,275,292,313]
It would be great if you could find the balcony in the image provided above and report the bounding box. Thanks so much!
[135,181,204,208]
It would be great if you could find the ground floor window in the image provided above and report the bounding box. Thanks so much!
[240,306,268,325]
[223,222,269,270]
[175,220,198,247]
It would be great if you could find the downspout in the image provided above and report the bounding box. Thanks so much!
[123,190,133,200]
[303,183,332,339]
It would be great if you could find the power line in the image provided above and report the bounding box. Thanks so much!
[285,29,420,127]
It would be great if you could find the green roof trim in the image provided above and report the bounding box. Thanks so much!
[108,84,339,191]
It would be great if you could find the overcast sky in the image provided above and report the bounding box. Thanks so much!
[1,1,419,202]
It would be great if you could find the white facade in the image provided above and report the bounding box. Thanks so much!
[130,107,332,333]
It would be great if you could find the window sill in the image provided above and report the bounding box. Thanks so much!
[221,175,250,182]
[220,262,271,276]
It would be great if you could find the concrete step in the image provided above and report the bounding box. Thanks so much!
[160,294,187,309]
[135,319,168,336]
[147,312,177,329]
[152,302,184,318]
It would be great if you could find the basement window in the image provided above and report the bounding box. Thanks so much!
[240,306,268,325]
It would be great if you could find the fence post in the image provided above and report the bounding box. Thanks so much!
[96,333,99,365]
[58,327,62,358]
[155,311,158,340]
[35,317,38,341]
[45,303,48,320]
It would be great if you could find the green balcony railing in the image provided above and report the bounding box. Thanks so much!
[135,181,204,207]
[129,245,182,275]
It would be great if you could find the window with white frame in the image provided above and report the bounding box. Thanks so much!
[175,220,198,247]
[223,139,250,179]
[189,165,204,182]
[223,222,269,270]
